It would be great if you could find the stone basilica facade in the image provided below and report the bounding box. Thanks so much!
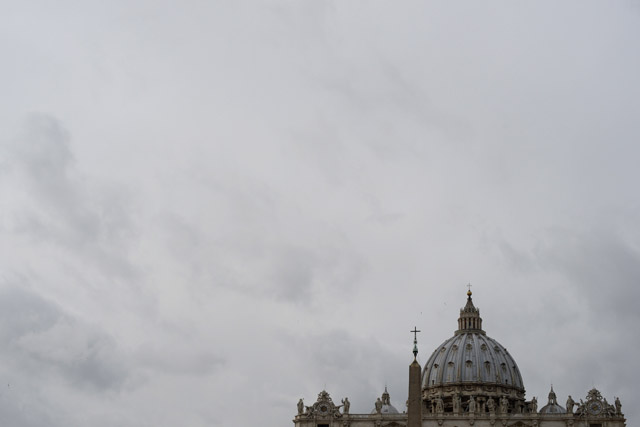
[293,291,626,427]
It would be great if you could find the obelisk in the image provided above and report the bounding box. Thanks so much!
[408,327,422,427]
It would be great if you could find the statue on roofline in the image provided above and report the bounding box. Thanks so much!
[342,398,350,414]
[566,395,574,414]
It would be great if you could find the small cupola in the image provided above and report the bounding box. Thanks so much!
[371,387,399,414]
[539,386,566,414]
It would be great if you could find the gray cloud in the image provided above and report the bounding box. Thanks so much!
[538,228,640,318]
[0,286,129,391]
[135,335,225,377]
[2,114,136,280]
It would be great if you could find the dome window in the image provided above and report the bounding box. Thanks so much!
[446,362,455,382]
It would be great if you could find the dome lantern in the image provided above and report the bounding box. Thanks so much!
[456,288,484,335]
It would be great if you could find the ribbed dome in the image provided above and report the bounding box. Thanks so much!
[421,291,526,414]
[422,331,524,389]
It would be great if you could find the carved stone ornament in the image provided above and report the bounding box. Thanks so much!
[586,388,603,401]
[307,390,343,418]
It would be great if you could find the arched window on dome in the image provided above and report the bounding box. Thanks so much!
[465,360,474,381]
[447,362,455,382]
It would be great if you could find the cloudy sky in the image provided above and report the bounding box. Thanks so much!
[0,1,639,426]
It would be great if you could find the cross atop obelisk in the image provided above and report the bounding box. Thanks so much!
[411,327,420,341]
[410,326,421,359]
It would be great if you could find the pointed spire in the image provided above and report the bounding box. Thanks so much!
[456,287,484,334]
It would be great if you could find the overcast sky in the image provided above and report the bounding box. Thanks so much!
[0,1,639,426]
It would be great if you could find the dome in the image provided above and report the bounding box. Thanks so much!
[539,386,566,414]
[371,387,399,414]
[421,291,526,414]
[422,331,524,390]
